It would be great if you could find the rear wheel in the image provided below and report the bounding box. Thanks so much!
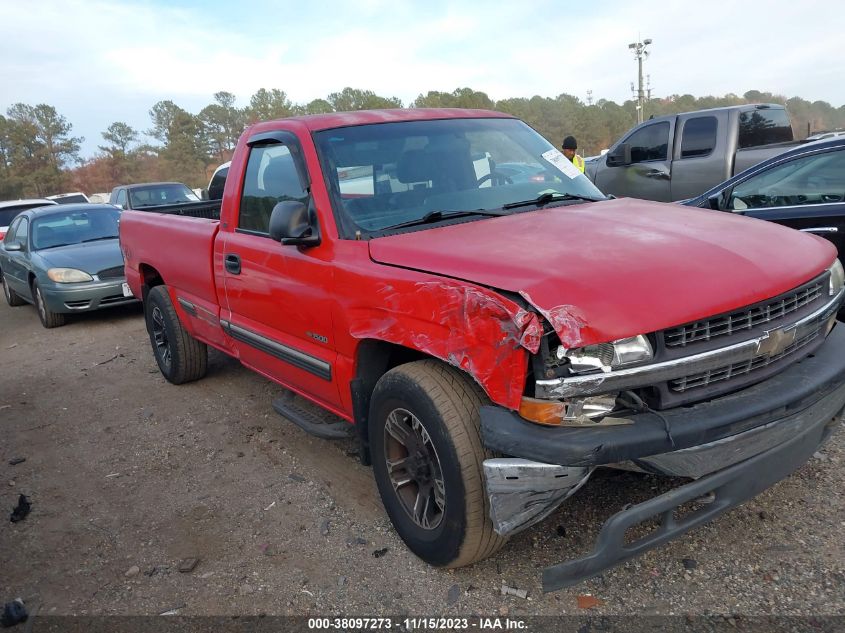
[32,280,66,328]
[369,360,507,568]
[1,270,25,307]
[145,285,207,384]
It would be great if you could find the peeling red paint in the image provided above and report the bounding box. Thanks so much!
[519,291,586,351]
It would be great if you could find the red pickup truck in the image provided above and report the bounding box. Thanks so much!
[120,108,845,590]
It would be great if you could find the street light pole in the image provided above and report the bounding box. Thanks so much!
[628,37,652,124]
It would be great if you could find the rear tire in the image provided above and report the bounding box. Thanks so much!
[1,270,25,307]
[369,360,507,568]
[145,285,207,384]
[32,280,66,328]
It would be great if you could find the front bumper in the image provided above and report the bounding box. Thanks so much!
[480,324,845,590]
[39,278,137,314]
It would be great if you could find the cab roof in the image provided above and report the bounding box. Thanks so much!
[249,108,515,134]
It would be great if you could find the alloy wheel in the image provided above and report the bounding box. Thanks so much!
[383,407,446,530]
[150,306,172,369]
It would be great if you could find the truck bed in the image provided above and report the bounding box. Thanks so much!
[129,199,221,220]
[120,210,220,309]
[733,140,804,175]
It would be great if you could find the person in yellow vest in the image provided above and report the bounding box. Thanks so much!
[562,136,585,173]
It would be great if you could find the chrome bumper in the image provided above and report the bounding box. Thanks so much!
[536,287,843,399]
[483,459,591,537]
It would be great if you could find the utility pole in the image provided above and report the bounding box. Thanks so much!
[628,37,652,124]
[586,89,593,106]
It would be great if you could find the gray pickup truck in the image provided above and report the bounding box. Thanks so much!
[585,104,801,201]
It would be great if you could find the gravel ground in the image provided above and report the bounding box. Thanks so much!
[1,298,844,619]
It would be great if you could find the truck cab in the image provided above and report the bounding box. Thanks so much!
[587,104,796,201]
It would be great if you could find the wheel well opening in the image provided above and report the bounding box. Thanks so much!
[351,340,438,466]
[139,264,164,300]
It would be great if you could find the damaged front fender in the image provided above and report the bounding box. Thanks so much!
[344,277,542,410]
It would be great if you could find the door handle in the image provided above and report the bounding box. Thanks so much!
[224,253,241,274]
[643,168,670,180]
[800,227,839,234]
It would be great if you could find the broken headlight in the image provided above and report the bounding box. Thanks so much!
[559,335,653,374]
[829,259,844,296]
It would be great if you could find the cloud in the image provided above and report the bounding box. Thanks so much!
[1,0,844,158]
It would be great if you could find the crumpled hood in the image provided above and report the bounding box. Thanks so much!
[368,198,836,347]
[37,239,124,275]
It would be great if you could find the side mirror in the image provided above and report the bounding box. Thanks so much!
[707,193,722,210]
[606,143,632,167]
[269,200,321,247]
[199,189,209,201]
[4,241,22,252]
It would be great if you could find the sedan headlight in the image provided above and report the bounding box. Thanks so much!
[47,268,93,283]
[559,334,653,374]
[828,259,844,296]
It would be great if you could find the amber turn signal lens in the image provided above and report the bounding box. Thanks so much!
[518,397,566,426]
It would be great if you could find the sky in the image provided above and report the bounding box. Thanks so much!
[1,0,843,157]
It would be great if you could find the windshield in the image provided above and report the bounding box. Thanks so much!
[128,184,199,208]
[314,117,606,235]
[32,208,121,250]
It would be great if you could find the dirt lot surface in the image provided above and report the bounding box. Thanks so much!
[2,298,844,618]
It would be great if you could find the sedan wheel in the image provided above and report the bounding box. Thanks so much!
[32,281,66,328]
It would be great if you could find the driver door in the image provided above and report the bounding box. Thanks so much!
[2,217,32,299]
[218,135,341,410]
[595,121,674,201]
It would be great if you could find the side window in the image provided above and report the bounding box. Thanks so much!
[730,150,845,210]
[681,117,717,158]
[5,217,21,243]
[738,109,793,148]
[116,189,127,208]
[14,218,29,248]
[625,122,670,163]
[239,144,307,234]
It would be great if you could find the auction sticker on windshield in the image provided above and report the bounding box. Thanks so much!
[542,148,582,179]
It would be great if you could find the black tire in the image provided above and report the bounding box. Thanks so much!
[1,269,25,307]
[145,285,207,384]
[32,280,66,328]
[369,359,507,568]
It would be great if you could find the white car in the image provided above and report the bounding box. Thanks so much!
[46,192,90,204]
[0,199,58,240]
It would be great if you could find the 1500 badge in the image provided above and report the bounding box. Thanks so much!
[307,331,329,344]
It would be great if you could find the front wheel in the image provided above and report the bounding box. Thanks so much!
[145,285,207,384]
[369,360,507,568]
[32,280,66,328]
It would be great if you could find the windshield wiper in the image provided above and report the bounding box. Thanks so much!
[81,236,118,243]
[502,192,604,210]
[381,209,508,231]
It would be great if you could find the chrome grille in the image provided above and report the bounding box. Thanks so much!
[665,281,824,348]
[669,329,820,393]
[97,266,125,280]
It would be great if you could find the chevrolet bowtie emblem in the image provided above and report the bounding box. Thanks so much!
[755,326,797,357]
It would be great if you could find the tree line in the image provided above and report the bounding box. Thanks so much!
[2,87,844,199]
